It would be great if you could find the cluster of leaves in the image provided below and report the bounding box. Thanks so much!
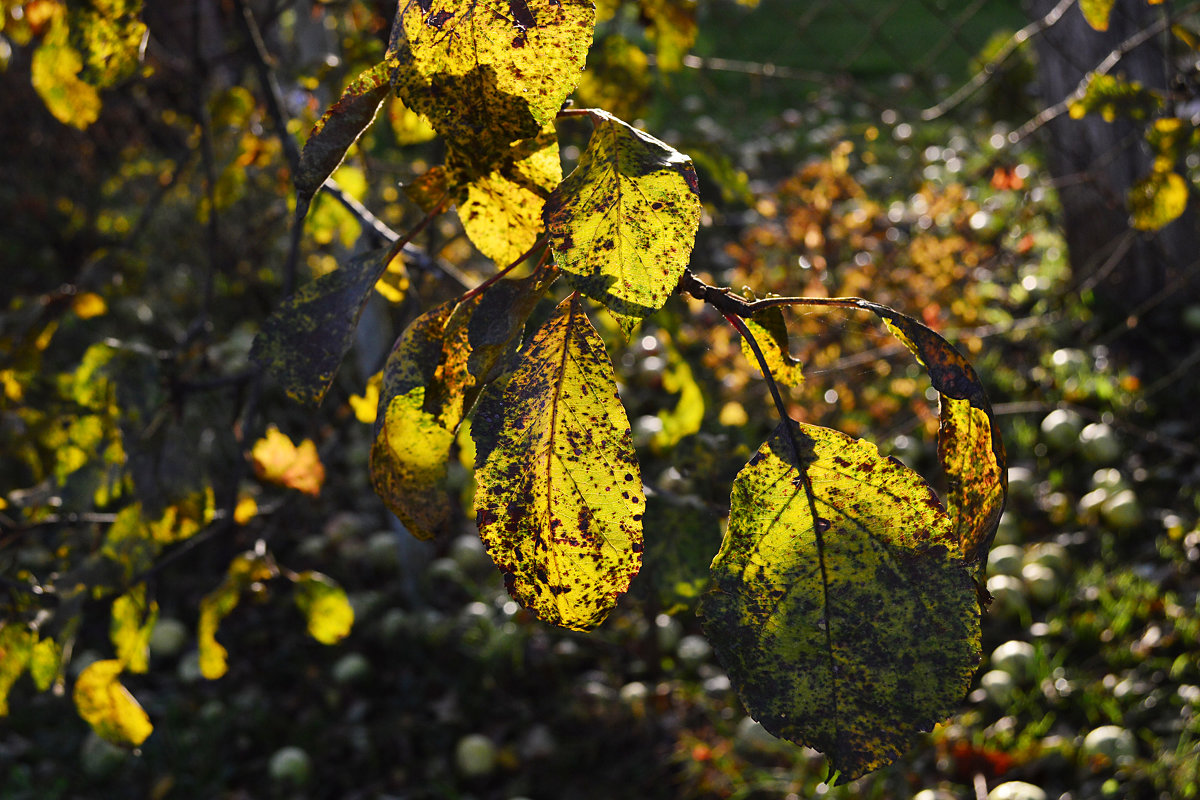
[1,0,1010,784]
[1067,4,1200,232]
[238,0,1011,781]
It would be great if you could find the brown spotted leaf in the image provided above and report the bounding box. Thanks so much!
[370,302,458,540]
[455,127,562,266]
[544,109,701,335]
[700,421,980,783]
[296,62,392,207]
[371,270,554,538]
[858,301,1006,574]
[388,0,594,160]
[251,248,392,407]
[472,295,643,630]
[743,306,804,388]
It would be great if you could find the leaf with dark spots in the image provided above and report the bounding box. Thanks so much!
[433,267,557,423]
[700,420,980,783]
[296,62,392,207]
[857,301,1006,574]
[544,109,702,336]
[389,0,594,157]
[472,295,643,630]
[451,126,562,265]
[371,272,554,539]
[370,303,457,540]
[743,306,804,388]
[251,248,392,407]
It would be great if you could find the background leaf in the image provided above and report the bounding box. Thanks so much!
[1129,169,1189,231]
[250,248,392,407]
[293,572,354,645]
[743,307,804,388]
[110,584,158,674]
[473,295,644,630]
[197,553,277,680]
[701,421,980,782]
[251,426,326,497]
[72,659,153,746]
[545,109,702,335]
[0,624,36,715]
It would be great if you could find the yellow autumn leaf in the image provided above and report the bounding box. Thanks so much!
[1129,170,1189,231]
[0,623,36,715]
[251,425,325,496]
[197,552,276,680]
[71,291,108,319]
[110,584,158,673]
[472,296,644,631]
[293,572,354,645]
[31,9,101,129]
[73,659,153,746]
[233,495,258,525]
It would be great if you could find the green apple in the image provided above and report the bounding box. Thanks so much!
[1081,725,1137,764]
[455,733,497,777]
[990,640,1036,682]
[268,746,311,786]
[987,544,1025,577]
[1040,408,1083,450]
[1079,423,1121,464]
[987,781,1046,800]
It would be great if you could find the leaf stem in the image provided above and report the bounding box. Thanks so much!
[458,236,551,303]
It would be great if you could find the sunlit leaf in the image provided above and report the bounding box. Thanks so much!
[29,637,61,691]
[71,292,108,319]
[1129,169,1189,231]
[67,0,146,87]
[639,0,697,71]
[701,421,980,782]
[110,584,158,674]
[473,295,644,631]
[575,34,651,122]
[545,109,702,335]
[370,303,458,540]
[455,126,561,265]
[197,552,276,680]
[233,495,258,525]
[251,426,325,497]
[293,571,354,645]
[372,271,553,538]
[386,94,437,145]
[296,61,391,206]
[652,335,705,451]
[389,0,595,159]
[350,371,382,424]
[31,10,101,129]
[251,248,391,406]
[862,302,1006,573]
[1068,73,1162,122]
[1079,0,1114,31]
[73,659,153,746]
[0,624,35,715]
[743,306,804,388]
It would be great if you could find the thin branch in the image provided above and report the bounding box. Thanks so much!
[1008,3,1200,145]
[922,0,1075,121]
[457,236,551,303]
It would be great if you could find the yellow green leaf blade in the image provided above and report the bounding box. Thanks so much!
[0,624,36,715]
[250,248,392,407]
[67,0,147,88]
[1079,0,1115,31]
[110,584,158,674]
[293,572,354,645]
[742,307,804,388]
[370,303,458,540]
[456,127,562,266]
[296,61,392,205]
[31,11,101,129]
[197,552,276,680]
[1129,169,1189,231]
[30,637,62,692]
[473,295,644,631]
[700,422,980,783]
[251,426,326,497]
[390,0,595,155]
[72,659,153,747]
[545,110,702,335]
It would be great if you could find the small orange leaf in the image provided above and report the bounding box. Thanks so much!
[251,426,325,496]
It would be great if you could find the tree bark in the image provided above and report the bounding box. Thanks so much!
[1030,0,1200,320]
